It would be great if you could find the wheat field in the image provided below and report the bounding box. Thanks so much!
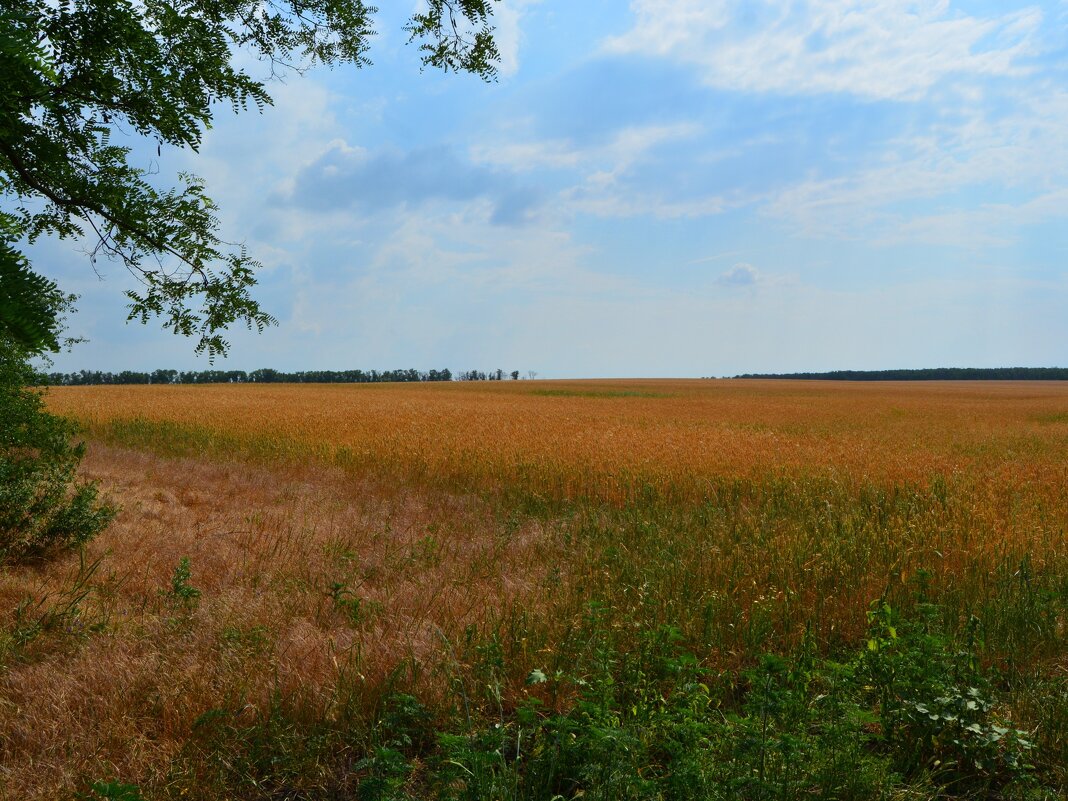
[1,379,1065,798]
[44,378,1068,498]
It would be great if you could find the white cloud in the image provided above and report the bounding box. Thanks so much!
[472,123,732,220]
[470,138,585,171]
[763,87,1068,241]
[493,0,540,78]
[873,188,1068,247]
[471,122,701,173]
[716,262,760,286]
[192,77,344,250]
[263,205,646,368]
[605,0,1042,100]
[560,184,730,220]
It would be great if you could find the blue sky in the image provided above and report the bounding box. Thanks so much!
[39,0,1068,377]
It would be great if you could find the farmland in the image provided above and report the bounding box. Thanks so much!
[2,379,1067,798]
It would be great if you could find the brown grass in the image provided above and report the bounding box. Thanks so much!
[0,444,561,799]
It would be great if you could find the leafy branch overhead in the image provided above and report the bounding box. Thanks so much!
[0,237,67,353]
[0,0,500,358]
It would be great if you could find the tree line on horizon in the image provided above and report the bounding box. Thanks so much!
[734,367,1068,381]
[39,368,528,386]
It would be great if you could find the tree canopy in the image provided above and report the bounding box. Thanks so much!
[0,0,500,357]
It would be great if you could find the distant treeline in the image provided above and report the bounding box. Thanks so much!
[734,367,1068,381]
[41,368,527,385]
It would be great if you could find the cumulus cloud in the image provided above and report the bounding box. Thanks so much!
[288,142,540,225]
[716,262,760,286]
[493,0,540,77]
[605,0,1042,100]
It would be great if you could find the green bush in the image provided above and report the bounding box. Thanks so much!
[860,598,1035,791]
[0,339,113,563]
[430,623,900,801]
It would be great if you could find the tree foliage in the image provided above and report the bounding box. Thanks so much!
[0,234,66,353]
[0,0,500,357]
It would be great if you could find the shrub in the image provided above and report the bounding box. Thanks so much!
[0,339,113,563]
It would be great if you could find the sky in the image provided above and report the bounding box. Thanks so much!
[36,0,1068,378]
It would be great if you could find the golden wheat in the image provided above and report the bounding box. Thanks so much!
[44,378,1068,498]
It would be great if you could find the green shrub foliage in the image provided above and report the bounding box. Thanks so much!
[0,340,113,563]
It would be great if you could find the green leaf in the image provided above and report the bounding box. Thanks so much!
[526,668,548,685]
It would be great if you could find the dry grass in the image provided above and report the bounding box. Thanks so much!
[0,444,562,799]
